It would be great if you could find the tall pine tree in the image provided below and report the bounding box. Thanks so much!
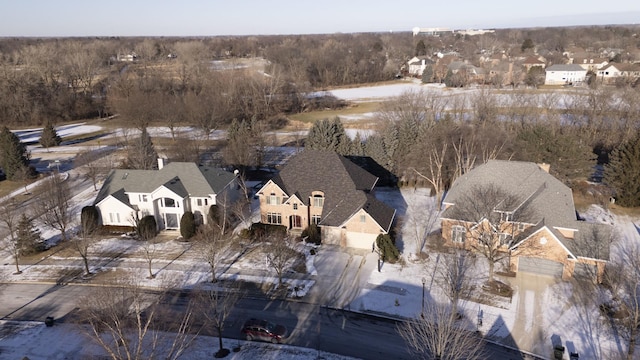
[0,126,30,180]
[306,117,351,155]
[126,128,158,170]
[605,135,640,207]
[16,213,45,256]
[39,122,62,149]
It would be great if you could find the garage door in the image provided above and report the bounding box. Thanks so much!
[518,257,564,277]
[346,232,378,249]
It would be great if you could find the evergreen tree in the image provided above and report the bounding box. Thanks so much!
[605,135,640,207]
[180,211,196,240]
[521,38,535,53]
[376,233,399,263]
[16,214,45,256]
[421,65,433,84]
[0,126,30,180]
[81,206,100,235]
[39,122,62,149]
[306,117,351,155]
[415,40,427,56]
[127,128,158,170]
[137,215,158,241]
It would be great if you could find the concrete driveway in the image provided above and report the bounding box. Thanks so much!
[305,245,377,308]
[508,272,559,356]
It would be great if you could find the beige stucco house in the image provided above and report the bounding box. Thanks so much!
[94,160,239,232]
[441,160,610,281]
[256,149,396,249]
[544,64,587,85]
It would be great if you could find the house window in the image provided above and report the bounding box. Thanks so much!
[500,212,511,222]
[499,233,511,246]
[267,212,282,225]
[312,215,321,225]
[163,198,176,208]
[139,194,148,202]
[517,223,526,232]
[360,214,366,223]
[313,195,324,207]
[204,198,208,206]
[109,213,120,223]
[197,199,202,206]
[452,225,466,243]
[293,203,298,210]
[267,194,280,205]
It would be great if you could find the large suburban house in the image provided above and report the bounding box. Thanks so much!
[441,160,610,281]
[94,160,239,232]
[544,64,587,85]
[407,56,434,76]
[256,149,396,249]
[597,63,640,85]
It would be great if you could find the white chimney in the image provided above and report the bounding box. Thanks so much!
[158,158,165,170]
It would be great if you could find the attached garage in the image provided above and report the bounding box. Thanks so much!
[518,257,564,277]
[346,231,378,249]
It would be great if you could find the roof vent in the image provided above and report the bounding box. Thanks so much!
[122,172,129,180]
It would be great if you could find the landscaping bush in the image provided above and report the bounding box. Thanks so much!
[137,215,157,241]
[81,205,100,235]
[180,211,196,240]
[376,233,400,263]
[301,224,321,245]
[247,222,287,240]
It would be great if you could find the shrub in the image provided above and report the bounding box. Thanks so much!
[376,233,399,263]
[137,215,157,241]
[301,224,321,245]
[81,206,100,235]
[247,222,287,240]
[180,211,196,240]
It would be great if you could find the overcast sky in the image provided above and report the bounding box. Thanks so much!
[1,0,639,37]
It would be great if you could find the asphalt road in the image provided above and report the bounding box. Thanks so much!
[0,283,533,360]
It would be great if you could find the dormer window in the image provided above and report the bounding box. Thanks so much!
[313,194,324,207]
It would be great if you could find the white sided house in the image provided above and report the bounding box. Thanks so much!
[94,160,239,231]
[544,64,587,85]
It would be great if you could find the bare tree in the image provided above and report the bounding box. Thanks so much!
[437,250,477,312]
[78,279,197,360]
[196,223,231,283]
[603,240,640,360]
[397,302,485,360]
[411,144,447,211]
[404,194,439,255]
[73,215,98,276]
[266,237,296,287]
[446,184,533,282]
[75,147,107,191]
[34,172,73,242]
[141,237,159,279]
[192,283,244,356]
[0,200,23,274]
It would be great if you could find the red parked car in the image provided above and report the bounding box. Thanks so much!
[241,318,288,344]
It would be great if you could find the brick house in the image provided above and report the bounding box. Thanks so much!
[256,149,396,249]
[94,160,239,232]
[440,160,610,281]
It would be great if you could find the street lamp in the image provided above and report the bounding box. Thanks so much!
[421,277,426,318]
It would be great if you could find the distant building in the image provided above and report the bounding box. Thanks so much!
[407,56,434,76]
[544,64,587,85]
[412,27,454,36]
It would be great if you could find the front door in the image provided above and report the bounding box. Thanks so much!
[165,213,179,229]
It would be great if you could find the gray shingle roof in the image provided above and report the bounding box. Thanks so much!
[274,149,395,231]
[546,64,586,72]
[444,160,610,261]
[94,162,236,206]
[443,160,576,227]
